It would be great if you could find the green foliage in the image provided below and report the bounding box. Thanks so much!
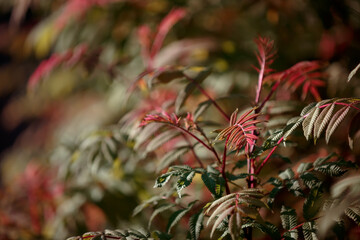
[281,205,298,240]
[205,189,267,238]
[3,1,360,239]
[189,211,204,240]
[302,221,318,240]
[154,165,201,197]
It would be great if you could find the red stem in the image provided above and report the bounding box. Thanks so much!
[248,50,269,189]
[255,99,360,174]
[255,54,266,104]
[280,217,321,239]
[255,137,284,175]
[173,125,221,164]
[257,81,281,112]
[221,137,231,194]
[319,102,360,111]
[183,74,230,122]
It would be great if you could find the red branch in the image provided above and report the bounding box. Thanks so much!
[255,137,284,175]
[221,137,231,194]
[183,74,230,122]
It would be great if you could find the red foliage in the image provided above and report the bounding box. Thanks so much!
[265,61,326,101]
[216,109,262,155]
[137,8,186,69]
[0,163,64,236]
[55,0,122,30]
[28,44,88,90]
[253,37,276,75]
[140,111,181,127]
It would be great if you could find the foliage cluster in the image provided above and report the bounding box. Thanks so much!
[0,1,360,240]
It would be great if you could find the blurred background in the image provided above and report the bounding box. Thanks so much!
[0,0,359,239]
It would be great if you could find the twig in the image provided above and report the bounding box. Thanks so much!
[221,137,231,194]
[257,81,280,112]
[280,217,321,239]
[183,74,230,122]
[255,52,266,104]
[255,137,284,175]
[173,125,221,164]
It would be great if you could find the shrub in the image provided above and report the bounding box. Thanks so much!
[1,1,360,239]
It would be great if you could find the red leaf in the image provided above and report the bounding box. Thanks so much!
[28,44,88,90]
[55,0,121,30]
[150,8,187,59]
[254,37,276,74]
[140,111,181,127]
[136,8,186,69]
[137,25,152,68]
[216,109,262,154]
[268,61,326,101]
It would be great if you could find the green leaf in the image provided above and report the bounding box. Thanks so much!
[314,163,347,177]
[286,179,304,197]
[189,211,204,240]
[300,172,322,189]
[303,188,323,220]
[281,206,298,230]
[283,117,304,140]
[279,168,295,180]
[201,171,220,198]
[154,172,174,188]
[268,177,283,187]
[302,221,318,240]
[176,170,196,197]
[169,165,193,172]
[281,206,298,239]
[267,186,283,207]
[166,201,196,233]
[201,166,224,198]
